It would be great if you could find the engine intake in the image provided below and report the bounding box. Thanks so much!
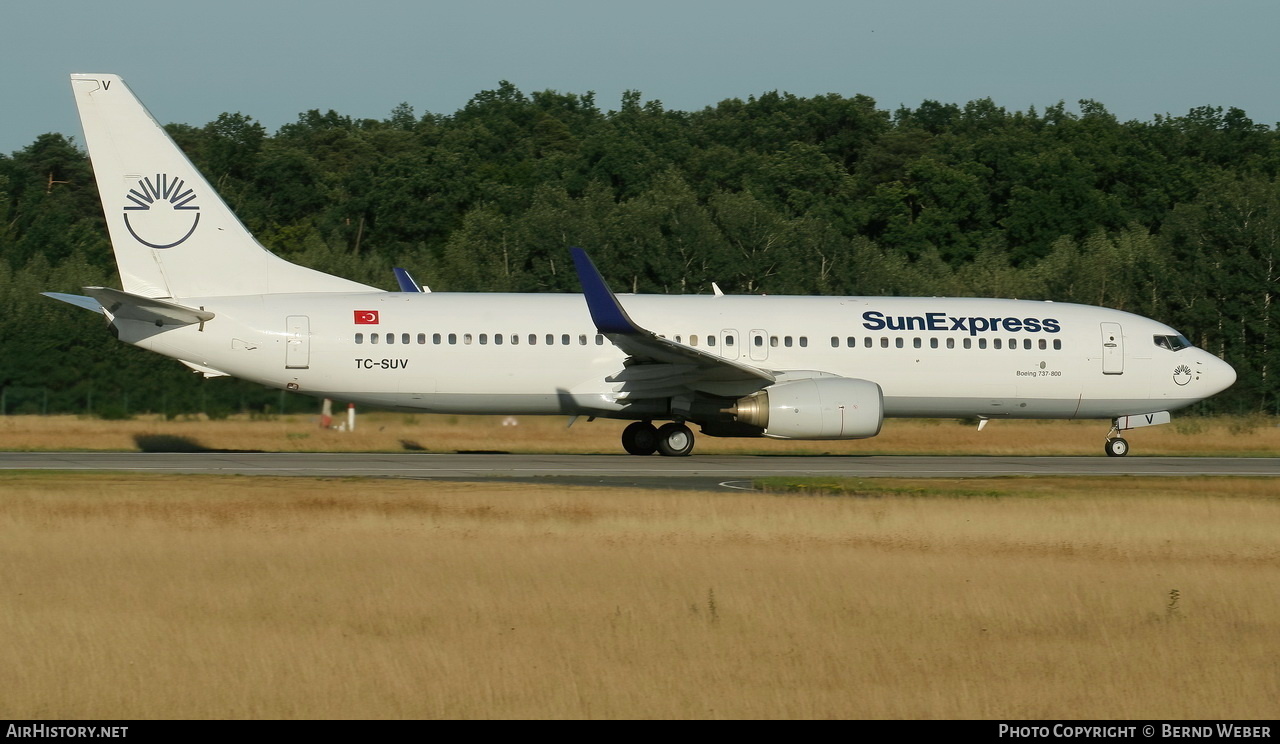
[730,378,883,439]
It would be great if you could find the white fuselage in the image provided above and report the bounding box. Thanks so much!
[115,292,1236,422]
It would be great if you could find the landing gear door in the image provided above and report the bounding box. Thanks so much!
[286,315,310,369]
[1101,322,1123,375]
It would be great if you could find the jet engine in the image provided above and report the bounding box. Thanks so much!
[729,378,883,439]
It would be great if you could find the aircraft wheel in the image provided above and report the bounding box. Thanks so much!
[1105,437,1129,457]
[621,421,659,456]
[656,422,695,457]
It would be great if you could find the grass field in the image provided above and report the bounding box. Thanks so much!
[1,412,1278,456]
[1,472,1277,719]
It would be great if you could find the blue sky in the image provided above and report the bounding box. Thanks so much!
[4,0,1277,155]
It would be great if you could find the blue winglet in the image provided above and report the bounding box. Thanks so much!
[392,267,422,293]
[570,247,642,335]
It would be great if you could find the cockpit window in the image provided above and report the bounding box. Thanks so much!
[1154,334,1192,351]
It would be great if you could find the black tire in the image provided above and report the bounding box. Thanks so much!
[621,421,659,456]
[1105,437,1129,457]
[656,422,695,457]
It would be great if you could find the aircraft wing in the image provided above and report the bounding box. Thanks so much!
[571,248,774,400]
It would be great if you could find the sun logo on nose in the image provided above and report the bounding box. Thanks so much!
[1173,364,1192,386]
[122,174,200,249]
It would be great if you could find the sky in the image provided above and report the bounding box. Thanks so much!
[3,0,1278,155]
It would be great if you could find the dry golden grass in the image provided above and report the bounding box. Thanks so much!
[1,473,1277,719]
[1,412,1277,456]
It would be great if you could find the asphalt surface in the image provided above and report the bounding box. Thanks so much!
[1,452,1276,491]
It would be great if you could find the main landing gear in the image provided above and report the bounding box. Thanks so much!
[621,421,695,457]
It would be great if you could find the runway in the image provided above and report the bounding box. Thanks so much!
[1,452,1276,490]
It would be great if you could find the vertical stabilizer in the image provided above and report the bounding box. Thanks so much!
[70,74,376,298]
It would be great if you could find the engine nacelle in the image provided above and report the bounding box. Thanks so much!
[731,378,883,440]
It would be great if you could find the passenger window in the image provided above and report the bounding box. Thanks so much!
[1023,339,1032,350]
[755,335,764,347]
[448,333,457,345]
[355,333,363,344]
[1039,339,1047,350]
[946,338,954,349]
[847,337,856,348]
[831,336,840,348]
[784,336,793,348]
[494,334,503,345]
[895,338,904,348]
[993,339,1002,349]
[417,333,426,345]
[913,338,922,349]
[561,334,570,345]
[579,334,587,345]
[978,338,987,349]
[708,336,717,347]
[881,337,889,348]
[596,334,604,345]
[963,338,972,349]
[770,336,778,348]
[864,337,873,348]
[386,333,394,344]
[510,334,518,345]
[930,338,938,349]
[1053,339,1062,350]
[799,337,808,348]
[463,333,473,345]
[433,333,441,344]
[371,334,379,345]
[479,334,488,345]
[725,335,734,346]
[401,333,410,345]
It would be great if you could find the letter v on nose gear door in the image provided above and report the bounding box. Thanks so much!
[1101,322,1123,375]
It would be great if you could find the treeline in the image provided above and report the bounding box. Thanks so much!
[1,84,1277,415]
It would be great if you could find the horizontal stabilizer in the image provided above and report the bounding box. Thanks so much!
[42,292,105,313]
[82,287,215,326]
[179,360,230,378]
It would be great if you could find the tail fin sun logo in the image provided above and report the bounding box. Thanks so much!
[123,174,200,249]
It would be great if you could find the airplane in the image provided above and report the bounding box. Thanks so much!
[46,74,1237,458]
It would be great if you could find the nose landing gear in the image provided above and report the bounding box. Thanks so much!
[1104,436,1129,457]
[1104,420,1129,457]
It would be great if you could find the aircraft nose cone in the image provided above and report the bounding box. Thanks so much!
[1208,353,1237,395]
